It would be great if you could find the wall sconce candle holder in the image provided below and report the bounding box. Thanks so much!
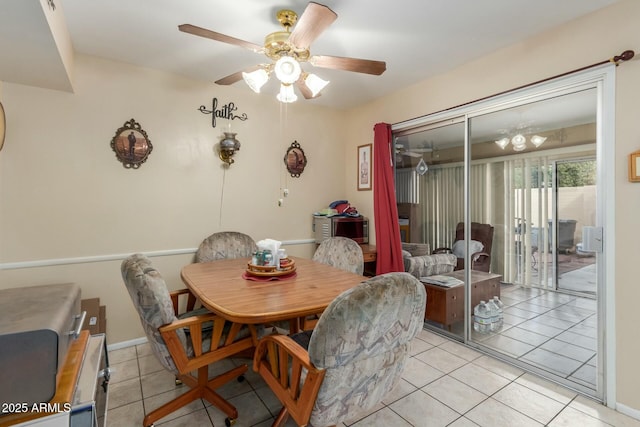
[218,132,241,165]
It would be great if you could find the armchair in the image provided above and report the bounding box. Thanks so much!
[401,242,457,279]
[433,222,494,272]
[253,272,426,427]
[121,253,260,427]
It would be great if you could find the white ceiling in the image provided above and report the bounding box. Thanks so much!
[0,0,621,110]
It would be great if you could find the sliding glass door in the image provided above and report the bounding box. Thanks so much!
[394,118,466,340]
[468,87,600,396]
[393,68,613,401]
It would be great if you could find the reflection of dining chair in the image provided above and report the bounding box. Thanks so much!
[195,231,257,263]
[253,272,426,427]
[434,222,494,272]
[121,254,260,427]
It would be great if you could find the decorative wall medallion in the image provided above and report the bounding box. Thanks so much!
[110,119,153,169]
[284,141,307,178]
[198,97,248,128]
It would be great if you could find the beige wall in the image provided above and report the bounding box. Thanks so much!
[1,0,640,416]
[343,0,640,414]
[0,54,351,343]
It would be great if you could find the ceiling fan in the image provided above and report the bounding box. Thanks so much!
[178,2,386,102]
[395,142,433,158]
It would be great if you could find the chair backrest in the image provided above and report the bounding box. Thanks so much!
[307,272,426,425]
[454,222,495,272]
[195,231,257,263]
[312,236,364,275]
[121,253,186,375]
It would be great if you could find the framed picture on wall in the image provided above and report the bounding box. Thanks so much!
[357,144,372,191]
[629,150,640,182]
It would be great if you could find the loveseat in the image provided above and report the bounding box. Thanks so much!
[401,242,457,279]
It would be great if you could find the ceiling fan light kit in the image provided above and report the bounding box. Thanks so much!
[304,73,329,97]
[277,84,298,103]
[242,68,270,93]
[179,2,386,104]
[274,56,302,84]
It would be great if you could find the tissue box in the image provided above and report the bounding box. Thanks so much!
[256,238,282,266]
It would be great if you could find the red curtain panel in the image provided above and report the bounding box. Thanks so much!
[373,123,404,274]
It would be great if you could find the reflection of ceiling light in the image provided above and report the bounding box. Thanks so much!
[530,135,547,147]
[416,158,428,175]
[495,137,510,150]
[495,134,547,151]
[242,56,329,103]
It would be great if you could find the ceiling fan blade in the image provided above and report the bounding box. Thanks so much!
[288,2,337,49]
[178,24,263,53]
[310,55,386,75]
[214,65,261,86]
[403,151,423,158]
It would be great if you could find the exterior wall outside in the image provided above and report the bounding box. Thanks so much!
[342,0,640,416]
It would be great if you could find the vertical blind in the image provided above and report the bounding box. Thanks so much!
[396,163,487,250]
[503,156,552,286]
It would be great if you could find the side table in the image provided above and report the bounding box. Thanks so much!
[421,270,502,329]
[359,244,376,276]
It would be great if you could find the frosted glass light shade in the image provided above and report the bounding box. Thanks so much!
[304,73,329,97]
[495,137,510,149]
[242,69,269,93]
[277,83,297,103]
[531,135,547,147]
[511,134,527,151]
[274,56,301,84]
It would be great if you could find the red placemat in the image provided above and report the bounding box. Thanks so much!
[242,271,297,282]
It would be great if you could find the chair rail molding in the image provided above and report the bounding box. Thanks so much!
[0,239,316,270]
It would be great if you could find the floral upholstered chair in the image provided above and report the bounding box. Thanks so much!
[289,236,365,332]
[401,242,457,278]
[122,253,261,427]
[195,231,257,263]
[312,236,364,275]
[253,272,426,427]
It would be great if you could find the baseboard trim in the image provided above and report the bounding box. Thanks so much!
[107,337,147,351]
[616,402,640,421]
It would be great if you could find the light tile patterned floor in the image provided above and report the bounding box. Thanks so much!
[473,284,598,391]
[106,329,640,427]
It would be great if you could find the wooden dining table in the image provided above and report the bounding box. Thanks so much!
[180,256,367,326]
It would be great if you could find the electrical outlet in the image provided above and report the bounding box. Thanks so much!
[278,198,283,207]
[283,188,289,197]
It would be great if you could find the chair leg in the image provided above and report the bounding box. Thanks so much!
[201,364,247,424]
[272,407,290,427]
[202,387,238,421]
[142,387,201,427]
